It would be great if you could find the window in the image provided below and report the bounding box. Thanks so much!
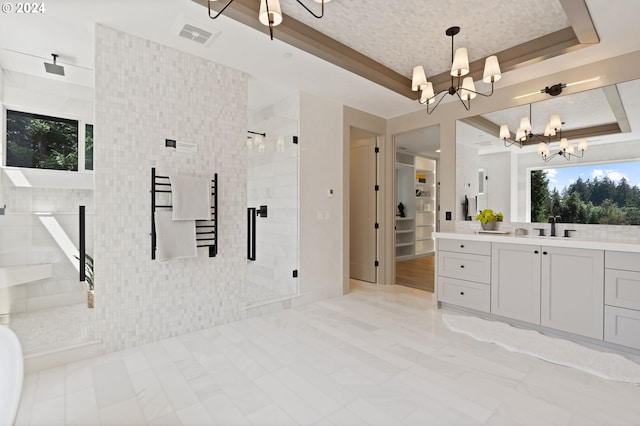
[6,110,79,171]
[85,124,93,171]
[531,161,640,225]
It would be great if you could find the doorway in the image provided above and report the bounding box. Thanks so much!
[349,128,379,283]
[393,126,440,292]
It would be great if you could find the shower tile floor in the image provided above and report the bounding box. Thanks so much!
[15,282,640,425]
[10,303,97,354]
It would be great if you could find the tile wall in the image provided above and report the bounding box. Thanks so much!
[94,25,248,353]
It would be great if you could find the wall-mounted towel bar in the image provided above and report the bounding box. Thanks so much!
[151,167,218,259]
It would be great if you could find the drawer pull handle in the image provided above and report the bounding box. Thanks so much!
[543,251,548,255]
[460,291,465,295]
[460,265,465,268]
[460,245,465,248]
[534,250,539,254]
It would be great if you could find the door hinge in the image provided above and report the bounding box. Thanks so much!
[293,269,298,278]
[374,260,379,267]
[374,147,379,153]
[374,222,379,229]
[374,184,379,191]
[293,136,298,145]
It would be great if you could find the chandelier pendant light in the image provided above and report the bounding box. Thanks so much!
[499,104,563,148]
[538,138,588,162]
[498,103,588,162]
[208,0,329,40]
[411,26,501,114]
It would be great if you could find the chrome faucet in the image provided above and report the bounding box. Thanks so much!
[548,215,561,237]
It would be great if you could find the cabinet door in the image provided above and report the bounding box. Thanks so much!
[491,243,541,324]
[540,247,604,339]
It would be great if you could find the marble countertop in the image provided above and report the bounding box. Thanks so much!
[434,231,640,253]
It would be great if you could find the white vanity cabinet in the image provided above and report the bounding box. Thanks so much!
[491,243,541,324]
[437,239,491,312]
[435,233,640,349]
[540,247,604,340]
[604,251,640,349]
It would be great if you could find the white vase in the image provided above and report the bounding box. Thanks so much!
[481,220,497,231]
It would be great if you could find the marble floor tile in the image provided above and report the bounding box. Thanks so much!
[15,283,640,426]
[92,359,136,409]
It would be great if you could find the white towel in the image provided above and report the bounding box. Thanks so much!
[154,210,197,261]
[170,175,211,220]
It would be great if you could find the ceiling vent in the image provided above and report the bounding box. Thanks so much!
[179,24,216,45]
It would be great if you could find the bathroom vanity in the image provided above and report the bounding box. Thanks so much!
[435,232,640,352]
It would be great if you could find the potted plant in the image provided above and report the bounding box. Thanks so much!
[476,209,504,231]
[85,254,94,308]
[75,253,94,308]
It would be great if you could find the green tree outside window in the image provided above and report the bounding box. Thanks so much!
[6,110,78,171]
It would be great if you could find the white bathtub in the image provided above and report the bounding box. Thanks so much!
[0,325,23,425]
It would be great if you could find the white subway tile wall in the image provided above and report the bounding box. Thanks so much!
[94,25,248,353]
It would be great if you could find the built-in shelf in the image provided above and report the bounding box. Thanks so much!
[396,153,437,260]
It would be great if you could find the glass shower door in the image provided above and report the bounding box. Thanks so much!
[246,114,299,306]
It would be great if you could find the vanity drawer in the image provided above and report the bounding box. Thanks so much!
[438,239,491,256]
[604,305,640,350]
[606,251,640,272]
[605,269,640,310]
[438,251,491,284]
[437,276,490,313]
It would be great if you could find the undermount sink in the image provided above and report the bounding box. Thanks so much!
[0,264,52,289]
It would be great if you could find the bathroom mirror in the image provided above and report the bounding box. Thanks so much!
[456,78,640,224]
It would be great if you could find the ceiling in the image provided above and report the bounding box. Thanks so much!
[1,0,640,125]
[457,78,640,156]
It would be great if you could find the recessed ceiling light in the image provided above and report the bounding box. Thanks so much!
[435,149,441,153]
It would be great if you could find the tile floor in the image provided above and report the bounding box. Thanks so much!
[15,282,640,425]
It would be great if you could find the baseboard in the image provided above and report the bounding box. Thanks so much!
[24,339,101,373]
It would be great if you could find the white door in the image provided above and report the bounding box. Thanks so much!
[350,136,377,283]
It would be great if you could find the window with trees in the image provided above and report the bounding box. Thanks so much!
[531,162,640,225]
[5,110,93,171]
[85,123,93,171]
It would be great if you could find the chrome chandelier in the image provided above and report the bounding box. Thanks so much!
[411,26,502,114]
[208,0,329,40]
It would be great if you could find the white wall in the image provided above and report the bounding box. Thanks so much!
[295,92,344,305]
[455,139,480,220]
[479,151,515,222]
[2,70,93,122]
[94,25,248,353]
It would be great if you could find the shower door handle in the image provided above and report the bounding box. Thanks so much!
[79,205,86,281]
[247,207,256,261]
